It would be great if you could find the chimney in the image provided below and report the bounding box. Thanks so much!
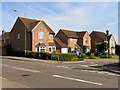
[2,29,5,34]
[106,30,109,36]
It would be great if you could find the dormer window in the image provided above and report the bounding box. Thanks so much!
[40,27,42,30]
[18,32,20,40]
[38,31,43,39]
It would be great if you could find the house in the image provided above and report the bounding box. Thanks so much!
[90,30,116,54]
[0,30,10,55]
[55,29,91,54]
[10,17,56,53]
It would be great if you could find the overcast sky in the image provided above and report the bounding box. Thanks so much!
[2,1,118,43]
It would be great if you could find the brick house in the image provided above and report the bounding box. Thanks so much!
[10,17,56,53]
[90,30,116,54]
[55,29,91,54]
[0,30,10,55]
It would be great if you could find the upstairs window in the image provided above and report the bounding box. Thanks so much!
[95,40,97,44]
[18,32,20,40]
[49,35,52,40]
[86,39,88,43]
[70,38,74,43]
[38,31,43,39]
[112,40,113,45]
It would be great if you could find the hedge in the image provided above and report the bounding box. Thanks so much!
[100,55,112,58]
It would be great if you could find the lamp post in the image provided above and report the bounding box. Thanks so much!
[14,9,26,56]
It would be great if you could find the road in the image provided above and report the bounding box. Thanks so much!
[1,58,119,88]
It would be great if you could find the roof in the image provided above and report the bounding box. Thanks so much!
[60,29,87,39]
[75,44,81,48]
[1,32,10,40]
[18,17,55,34]
[92,31,106,40]
[49,42,56,46]
[35,43,46,47]
[54,38,67,48]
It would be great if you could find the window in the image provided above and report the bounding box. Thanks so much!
[18,48,20,51]
[49,46,56,53]
[49,35,52,40]
[18,32,20,40]
[95,40,97,44]
[37,47,39,52]
[86,39,88,43]
[70,38,74,43]
[112,40,113,45]
[40,27,42,30]
[38,31,43,39]
[4,39,5,44]
[40,47,45,52]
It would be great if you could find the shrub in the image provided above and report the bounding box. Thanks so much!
[58,53,73,61]
[52,50,57,54]
[71,57,83,61]
[68,47,72,53]
[81,53,87,58]
[40,52,51,60]
[83,45,87,53]
[100,55,112,58]
[6,44,13,56]
[86,52,91,56]
[90,53,95,59]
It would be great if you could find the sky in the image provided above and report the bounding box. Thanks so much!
[1,1,119,44]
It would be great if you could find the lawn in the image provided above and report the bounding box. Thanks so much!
[0,56,13,59]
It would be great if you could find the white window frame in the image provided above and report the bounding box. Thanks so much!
[38,31,44,40]
[49,46,56,53]
[18,32,20,40]
[36,46,46,52]
[49,34,52,40]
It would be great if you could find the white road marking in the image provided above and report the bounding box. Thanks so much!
[53,75,102,86]
[81,65,89,67]
[0,77,7,80]
[3,64,40,73]
[57,66,70,69]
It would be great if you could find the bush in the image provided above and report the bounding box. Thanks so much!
[86,52,91,56]
[6,44,13,56]
[40,52,51,60]
[81,53,87,58]
[58,53,73,61]
[52,50,57,54]
[71,57,83,61]
[90,53,95,59]
[100,55,112,58]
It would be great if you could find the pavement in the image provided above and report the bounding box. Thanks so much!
[1,56,120,88]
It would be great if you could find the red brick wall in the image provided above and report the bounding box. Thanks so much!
[10,18,32,51]
[90,32,104,49]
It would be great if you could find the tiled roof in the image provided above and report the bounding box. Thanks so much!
[54,38,67,48]
[75,44,81,48]
[93,31,106,40]
[60,29,87,39]
[49,42,56,46]
[35,43,46,47]
[19,17,55,34]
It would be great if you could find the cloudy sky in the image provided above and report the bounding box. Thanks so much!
[2,1,118,43]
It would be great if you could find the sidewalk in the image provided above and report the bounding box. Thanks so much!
[1,56,84,64]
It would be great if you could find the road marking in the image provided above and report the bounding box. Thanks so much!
[81,65,89,67]
[3,64,40,73]
[57,66,70,69]
[0,77,7,80]
[53,75,102,86]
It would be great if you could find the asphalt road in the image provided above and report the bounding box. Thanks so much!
[1,58,119,88]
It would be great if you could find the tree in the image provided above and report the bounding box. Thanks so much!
[68,47,71,53]
[6,44,13,55]
[91,46,95,53]
[83,45,87,53]
[96,43,106,56]
[115,45,120,55]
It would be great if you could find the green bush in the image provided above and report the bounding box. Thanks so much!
[52,50,57,54]
[6,44,13,56]
[100,55,112,58]
[90,53,95,59]
[81,53,87,58]
[71,57,83,61]
[39,52,51,60]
